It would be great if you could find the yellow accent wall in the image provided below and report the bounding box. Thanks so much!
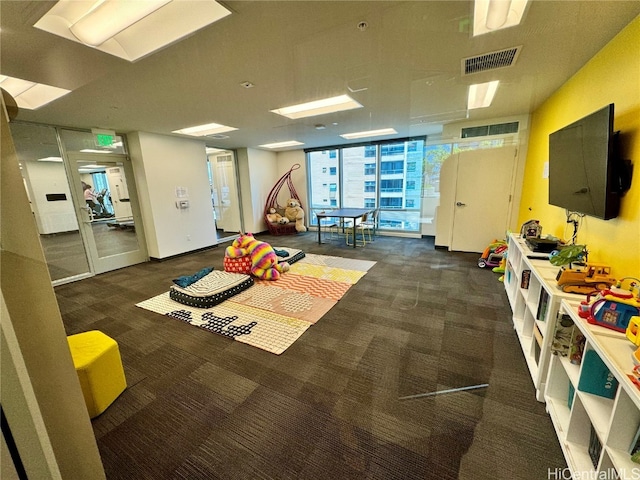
[518,15,640,280]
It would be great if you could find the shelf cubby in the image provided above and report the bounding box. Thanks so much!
[542,298,640,478]
[545,354,572,435]
[504,233,583,402]
[502,233,640,476]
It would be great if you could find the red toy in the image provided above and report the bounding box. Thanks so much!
[478,240,507,268]
[579,278,640,333]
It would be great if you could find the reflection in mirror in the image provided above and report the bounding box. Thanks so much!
[76,158,139,259]
[9,122,91,281]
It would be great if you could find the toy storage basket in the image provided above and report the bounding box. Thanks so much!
[264,163,303,235]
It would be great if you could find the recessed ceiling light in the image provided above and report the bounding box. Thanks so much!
[468,81,500,109]
[0,75,71,110]
[340,128,397,140]
[240,81,255,88]
[206,147,227,154]
[37,157,63,162]
[271,95,363,120]
[33,0,232,62]
[172,122,238,137]
[258,140,304,149]
[473,0,529,36]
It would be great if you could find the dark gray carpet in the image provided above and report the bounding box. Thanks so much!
[54,232,566,479]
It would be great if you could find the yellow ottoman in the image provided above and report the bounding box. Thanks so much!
[67,330,127,419]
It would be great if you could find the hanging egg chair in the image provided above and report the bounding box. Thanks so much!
[264,163,303,235]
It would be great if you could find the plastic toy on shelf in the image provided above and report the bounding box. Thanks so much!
[556,263,616,295]
[580,277,640,333]
[627,317,640,349]
[629,363,640,390]
[520,219,542,239]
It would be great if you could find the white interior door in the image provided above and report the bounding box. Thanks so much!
[450,146,516,252]
[207,150,243,239]
[105,166,133,220]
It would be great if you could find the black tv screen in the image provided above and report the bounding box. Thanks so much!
[548,103,622,220]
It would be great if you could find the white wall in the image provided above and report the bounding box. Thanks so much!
[237,148,279,234]
[276,150,307,203]
[127,132,216,259]
[23,161,78,234]
[420,195,439,236]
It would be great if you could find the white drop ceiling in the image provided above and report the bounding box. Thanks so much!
[2,1,639,151]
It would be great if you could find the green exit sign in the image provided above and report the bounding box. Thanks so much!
[92,128,116,148]
[95,133,114,147]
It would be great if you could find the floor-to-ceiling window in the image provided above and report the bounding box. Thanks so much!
[307,138,425,233]
[307,149,340,210]
[307,135,515,236]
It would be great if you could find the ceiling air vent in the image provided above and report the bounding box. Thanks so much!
[462,46,521,75]
[461,122,519,138]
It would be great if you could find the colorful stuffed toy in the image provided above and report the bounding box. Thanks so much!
[224,233,289,280]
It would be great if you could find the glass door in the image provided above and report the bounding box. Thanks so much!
[206,147,243,242]
[11,122,148,283]
[67,152,148,274]
[11,122,92,283]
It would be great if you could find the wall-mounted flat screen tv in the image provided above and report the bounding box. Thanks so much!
[548,103,629,220]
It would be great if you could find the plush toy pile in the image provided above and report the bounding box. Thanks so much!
[224,233,290,280]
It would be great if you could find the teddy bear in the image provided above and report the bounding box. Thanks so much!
[224,232,289,280]
[266,207,289,225]
[284,198,307,232]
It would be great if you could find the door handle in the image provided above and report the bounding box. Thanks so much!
[456,202,466,207]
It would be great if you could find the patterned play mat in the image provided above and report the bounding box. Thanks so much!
[136,253,376,355]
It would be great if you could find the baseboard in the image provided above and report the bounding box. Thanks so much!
[150,244,220,262]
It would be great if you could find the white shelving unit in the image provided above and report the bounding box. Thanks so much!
[545,299,640,479]
[504,233,583,401]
